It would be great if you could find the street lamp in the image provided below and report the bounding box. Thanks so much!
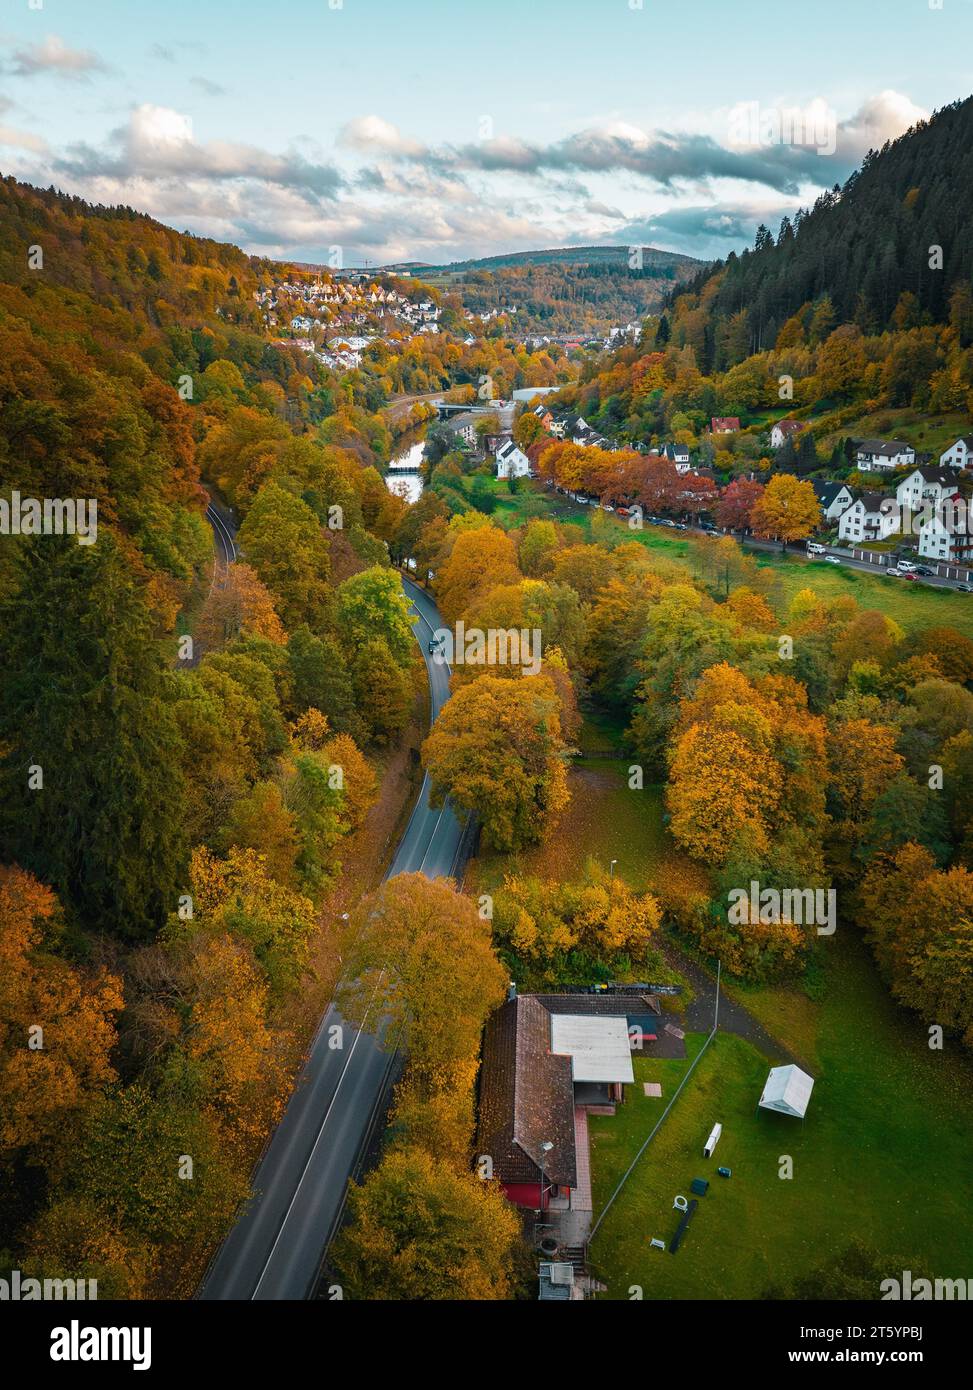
[538,1140,553,1215]
[610,859,617,880]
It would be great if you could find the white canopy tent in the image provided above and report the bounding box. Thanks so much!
[758,1064,814,1119]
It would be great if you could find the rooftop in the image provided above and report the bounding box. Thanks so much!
[550,1014,635,1084]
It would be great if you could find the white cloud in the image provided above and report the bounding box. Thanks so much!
[338,116,425,158]
[9,34,108,79]
[836,89,929,161]
[7,86,936,264]
[0,123,49,154]
[54,104,342,197]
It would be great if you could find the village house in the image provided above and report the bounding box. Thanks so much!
[495,439,531,479]
[711,416,741,433]
[919,501,973,566]
[813,480,856,522]
[895,466,961,514]
[854,438,916,472]
[838,491,901,544]
[476,989,663,1216]
[663,442,691,473]
[940,436,973,470]
[770,419,804,448]
[445,411,481,449]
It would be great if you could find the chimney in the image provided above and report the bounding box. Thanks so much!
[507,981,518,1001]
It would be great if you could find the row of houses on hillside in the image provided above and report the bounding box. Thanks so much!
[805,432,971,474]
[821,464,973,563]
[739,417,973,478]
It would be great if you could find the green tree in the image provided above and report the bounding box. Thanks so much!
[237,481,332,631]
[333,1145,524,1300]
[335,566,416,666]
[0,539,188,938]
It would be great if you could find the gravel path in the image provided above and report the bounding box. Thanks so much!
[663,943,803,1068]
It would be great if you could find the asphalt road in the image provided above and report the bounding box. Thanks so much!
[199,566,464,1300]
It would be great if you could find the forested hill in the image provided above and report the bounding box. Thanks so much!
[392,245,699,275]
[670,95,973,365]
[395,245,701,337]
[0,174,269,326]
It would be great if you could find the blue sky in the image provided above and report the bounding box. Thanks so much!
[1,0,971,265]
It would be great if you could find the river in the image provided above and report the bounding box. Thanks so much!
[385,429,427,504]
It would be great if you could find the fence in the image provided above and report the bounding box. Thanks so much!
[840,547,973,583]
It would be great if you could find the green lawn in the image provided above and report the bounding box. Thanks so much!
[466,746,699,991]
[588,932,973,1300]
[469,751,699,900]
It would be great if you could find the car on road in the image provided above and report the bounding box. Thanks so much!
[915,565,935,576]
[428,636,444,654]
[956,583,973,593]
[887,567,903,577]
[824,555,841,564]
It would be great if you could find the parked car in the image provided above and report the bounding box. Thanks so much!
[824,556,841,565]
[915,565,935,576]
[956,583,973,593]
[903,572,919,581]
[887,567,903,577]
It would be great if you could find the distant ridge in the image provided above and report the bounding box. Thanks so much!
[382,244,701,274]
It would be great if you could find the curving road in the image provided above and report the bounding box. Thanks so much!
[199,568,464,1300]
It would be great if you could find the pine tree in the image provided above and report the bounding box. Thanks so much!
[0,537,188,938]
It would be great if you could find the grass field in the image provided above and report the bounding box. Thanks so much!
[588,931,973,1299]
[468,747,704,902]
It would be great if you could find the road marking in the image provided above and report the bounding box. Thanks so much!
[250,972,388,1300]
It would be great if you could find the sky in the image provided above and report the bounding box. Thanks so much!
[1,0,971,267]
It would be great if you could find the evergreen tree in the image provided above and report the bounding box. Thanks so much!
[0,538,188,937]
